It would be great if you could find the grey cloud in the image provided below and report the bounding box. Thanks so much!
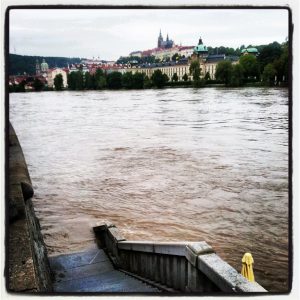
[9,8,288,60]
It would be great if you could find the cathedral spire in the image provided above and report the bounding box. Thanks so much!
[158,29,163,48]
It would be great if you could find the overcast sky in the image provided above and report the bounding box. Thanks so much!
[9,8,288,60]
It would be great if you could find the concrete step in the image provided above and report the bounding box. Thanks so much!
[49,248,160,293]
[53,260,114,283]
[53,270,160,292]
[49,248,109,270]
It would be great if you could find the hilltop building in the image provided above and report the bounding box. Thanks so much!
[157,30,174,49]
[130,31,197,61]
[36,59,49,77]
[40,59,49,77]
[193,37,209,58]
[68,64,90,73]
[129,51,142,58]
[241,47,259,56]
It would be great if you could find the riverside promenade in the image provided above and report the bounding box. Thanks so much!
[7,122,267,294]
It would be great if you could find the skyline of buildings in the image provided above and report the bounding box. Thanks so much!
[10,35,262,90]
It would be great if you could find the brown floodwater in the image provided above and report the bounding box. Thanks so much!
[9,87,289,292]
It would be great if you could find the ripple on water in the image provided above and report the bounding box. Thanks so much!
[9,88,289,292]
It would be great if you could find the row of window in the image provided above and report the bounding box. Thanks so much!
[122,62,218,80]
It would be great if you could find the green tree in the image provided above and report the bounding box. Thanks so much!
[95,68,104,79]
[215,61,233,85]
[107,72,122,89]
[144,75,152,88]
[230,64,245,87]
[33,78,44,91]
[122,72,134,89]
[171,53,182,61]
[273,43,288,83]
[132,72,145,89]
[239,55,260,80]
[97,76,107,89]
[189,59,201,82]
[182,73,189,82]
[84,72,95,89]
[94,69,107,89]
[172,73,179,82]
[262,63,276,86]
[163,74,169,83]
[257,41,283,71]
[67,72,77,90]
[151,69,168,88]
[54,74,63,90]
[75,71,84,90]
[204,72,211,81]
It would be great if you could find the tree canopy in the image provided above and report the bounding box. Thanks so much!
[33,78,44,91]
[172,73,179,82]
[215,61,233,85]
[239,55,260,79]
[262,63,276,86]
[151,69,168,88]
[106,72,123,89]
[54,74,64,90]
[189,59,201,82]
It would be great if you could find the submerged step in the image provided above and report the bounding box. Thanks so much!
[49,248,160,293]
[49,248,109,270]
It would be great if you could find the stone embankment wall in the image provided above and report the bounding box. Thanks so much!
[7,123,52,292]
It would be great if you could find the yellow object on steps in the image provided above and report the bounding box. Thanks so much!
[241,252,255,282]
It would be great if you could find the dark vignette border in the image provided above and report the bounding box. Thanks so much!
[4,4,293,296]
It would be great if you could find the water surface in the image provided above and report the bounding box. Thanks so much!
[10,88,289,292]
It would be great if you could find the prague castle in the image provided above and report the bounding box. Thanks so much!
[157,30,174,49]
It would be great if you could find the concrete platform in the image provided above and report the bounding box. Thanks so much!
[49,248,160,293]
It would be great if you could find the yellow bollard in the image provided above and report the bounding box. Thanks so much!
[241,252,255,282]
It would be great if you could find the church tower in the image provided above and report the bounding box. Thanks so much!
[158,29,163,48]
[36,59,40,75]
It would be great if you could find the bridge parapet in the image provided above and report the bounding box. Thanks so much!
[93,223,267,293]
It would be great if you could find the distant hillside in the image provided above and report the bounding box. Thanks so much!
[9,54,82,75]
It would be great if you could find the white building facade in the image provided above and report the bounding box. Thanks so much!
[47,68,68,88]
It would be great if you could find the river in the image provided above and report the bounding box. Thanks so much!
[9,87,289,292]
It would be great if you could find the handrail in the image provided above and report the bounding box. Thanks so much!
[93,223,267,293]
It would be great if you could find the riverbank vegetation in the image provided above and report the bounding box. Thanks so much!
[214,41,288,87]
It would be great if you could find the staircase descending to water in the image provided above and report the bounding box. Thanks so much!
[48,223,267,294]
[49,247,160,293]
